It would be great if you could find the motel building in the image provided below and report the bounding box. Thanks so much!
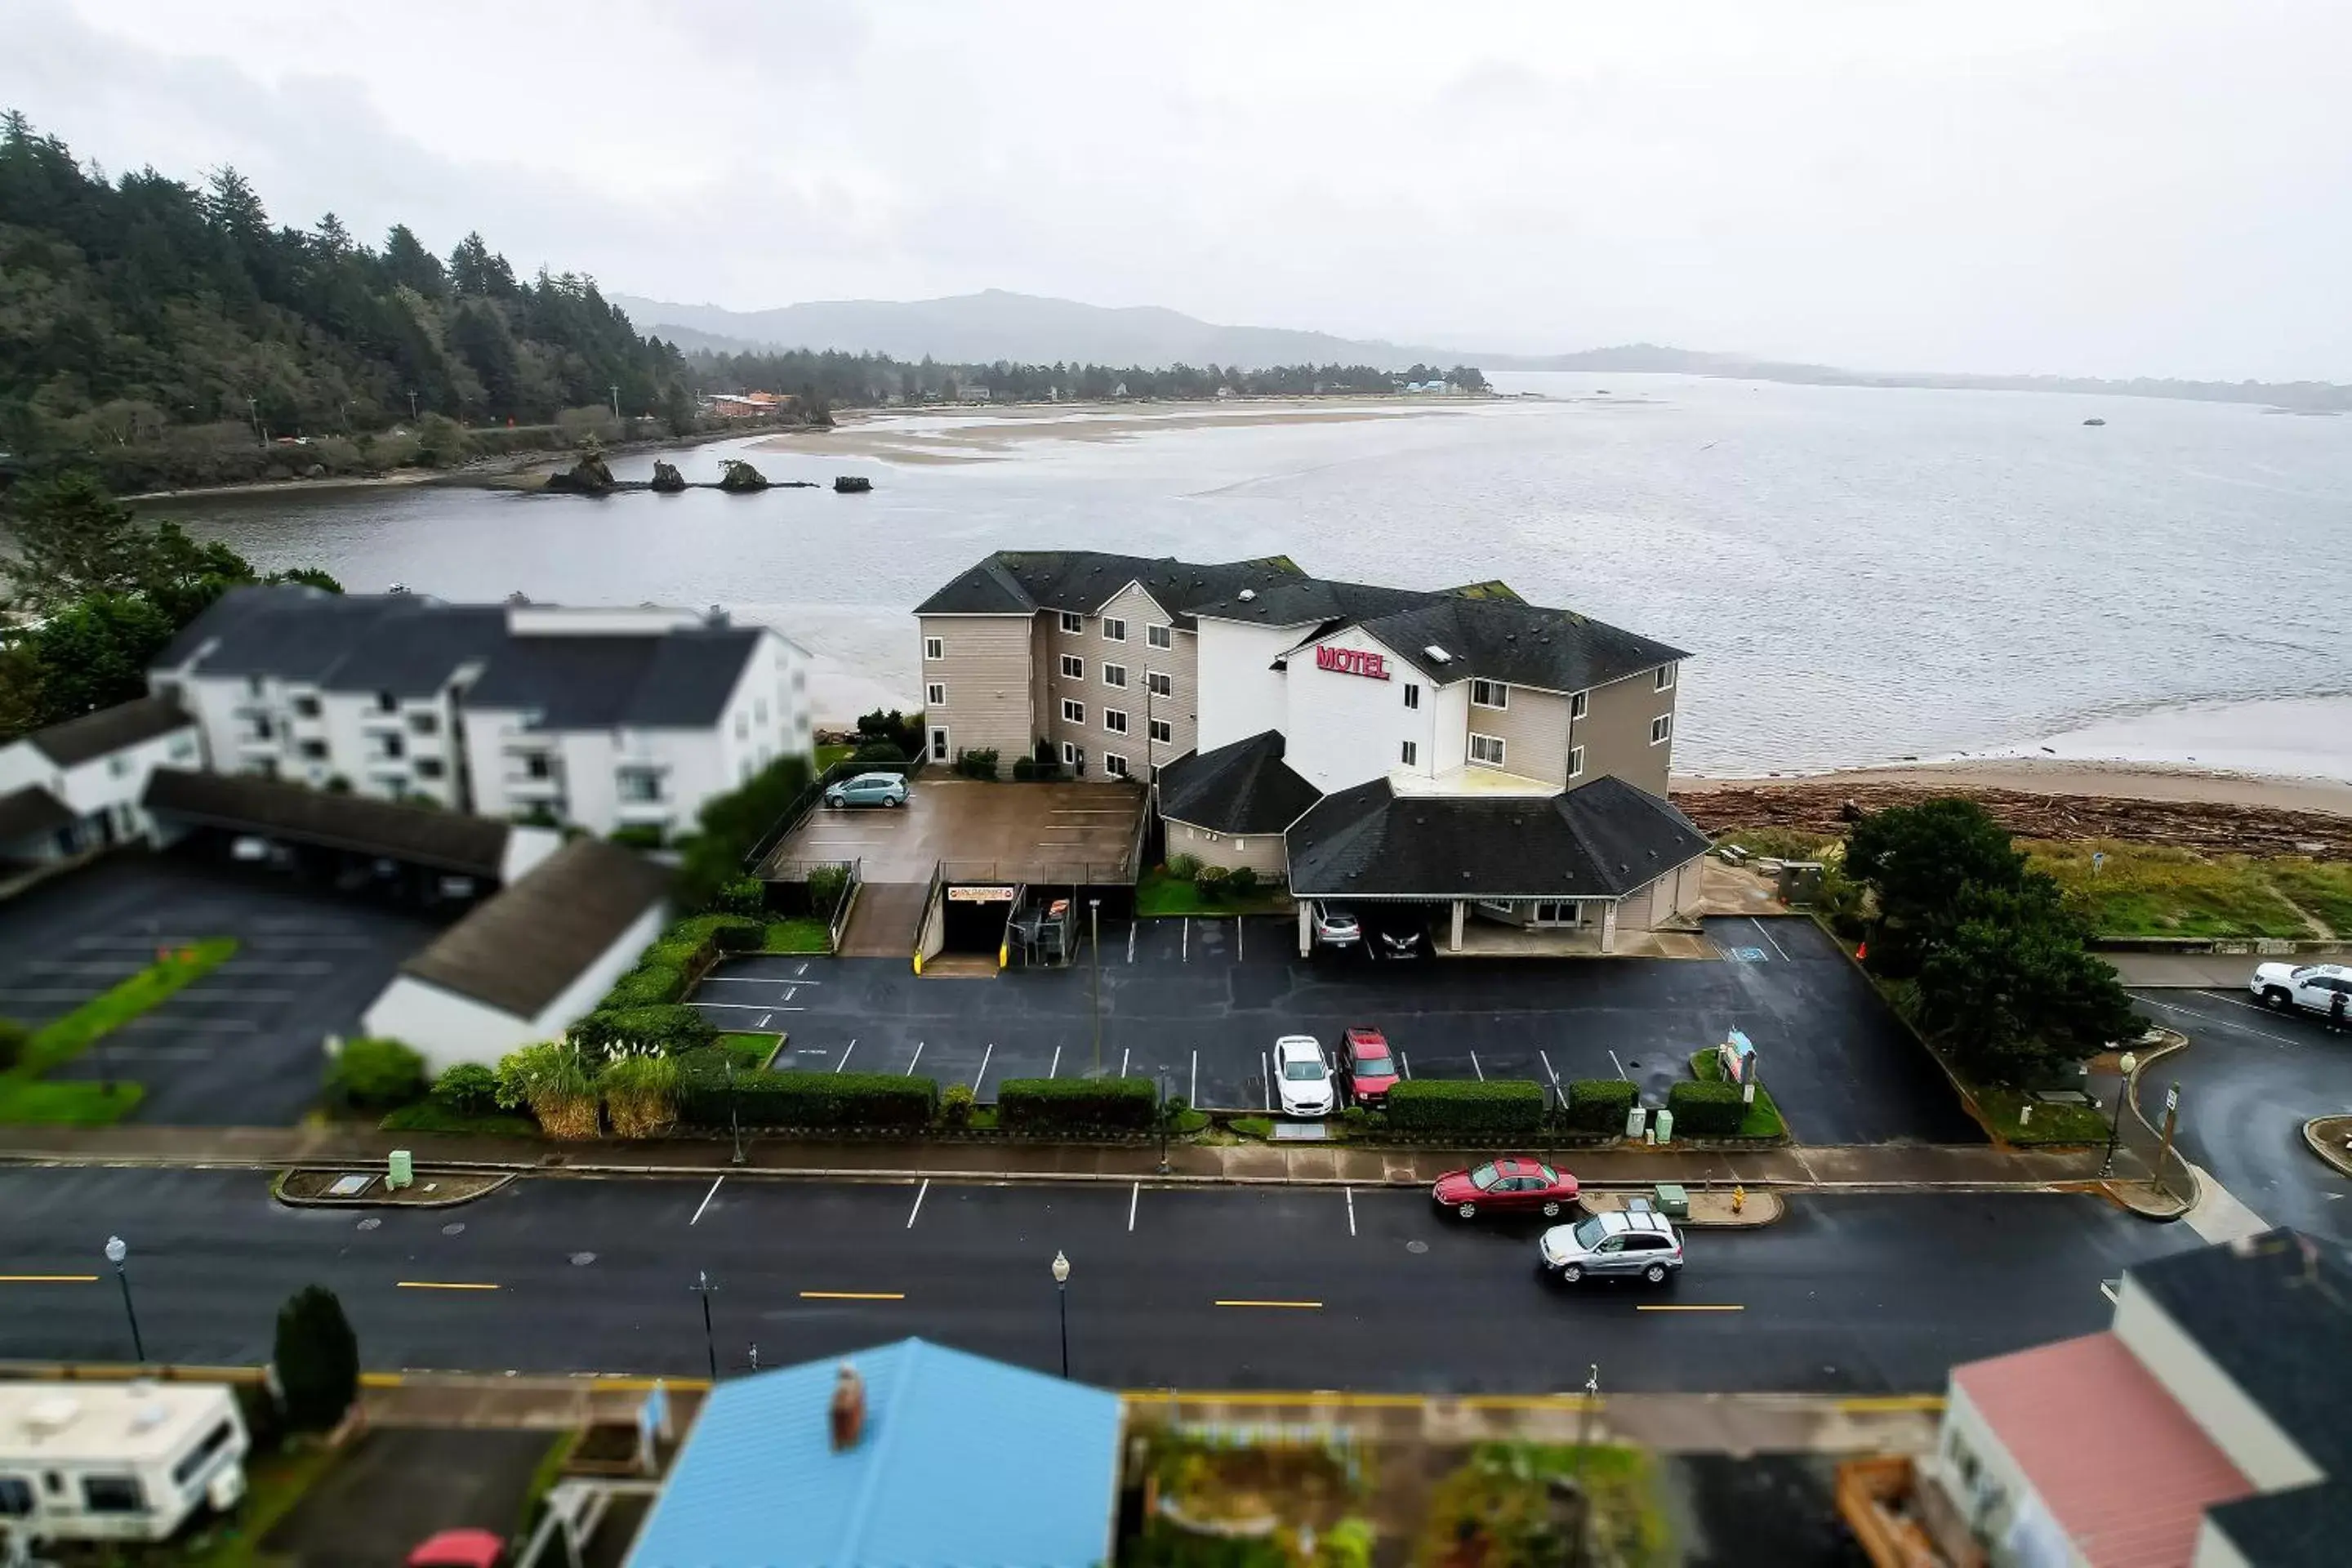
[915,552,1709,956]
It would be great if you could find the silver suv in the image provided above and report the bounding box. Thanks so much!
[1538,1209,1684,1285]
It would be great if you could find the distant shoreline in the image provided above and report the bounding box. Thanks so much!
[1673,758,2352,817]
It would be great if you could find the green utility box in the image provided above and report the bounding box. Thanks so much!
[1653,1183,1690,1219]
[387,1149,413,1190]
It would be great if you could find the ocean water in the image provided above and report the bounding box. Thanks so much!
[154,374,2352,777]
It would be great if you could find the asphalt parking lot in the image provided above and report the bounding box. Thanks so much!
[692,911,1980,1143]
[0,853,444,1125]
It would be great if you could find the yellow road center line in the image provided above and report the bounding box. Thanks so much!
[799,1290,905,1301]
[1214,1299,1323,1310]
[0,1275,99,1284]
[1636,1303,1744,1312]
[395,1281,501,1291]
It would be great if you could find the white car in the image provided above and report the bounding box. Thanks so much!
[2252,962,2352,1019]
[1310,902,1361,948]
[1272,1035,1334,1117]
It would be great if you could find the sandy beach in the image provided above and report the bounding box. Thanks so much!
[750,396,1468,464]
[1674,758,2352,820]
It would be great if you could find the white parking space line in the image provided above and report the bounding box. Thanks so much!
[906,1178,929,1229]
[2173,991,2301,1019]
[1120,1048,1130,1077]
[1345,1188,1356,1236]
[1237,920,1245,961]
[836,1039,857,1073]
[700,976,821,984]
[757,1013,772,1028]
[1752,918,1791,961]
[1129,1183,1141,1232]
[1262,1051,1272,1112]
[1128,923,1138,964]
[1610,1049,1629,1081]
[1538,1049,1561,1089]
[1049,1045,1062,1078]
[693,1003,804,1012]
[905,1041,924,1076]
[689,1176,724,1226]
[971,1042,995,1094]
[1190,1049,1198,1107]
[1183,919,1190,962]
[1399,1052,1412,1080]
[2136,997,2307,1047]
[797,962,809,978]
[2100,1280,2118,1303]
[1470,1051,1485,1080]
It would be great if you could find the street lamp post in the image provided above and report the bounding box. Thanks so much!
[1050,1251,1071,1379]
[104,1236,145,1364]
[1089,899,1102,1074]
[2099,1050,2140,1178]
[691,1271,719,1383]
[725,1057,746,1166]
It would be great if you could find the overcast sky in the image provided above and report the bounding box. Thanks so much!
[7,0,2348,380]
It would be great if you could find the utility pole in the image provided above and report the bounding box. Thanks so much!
[1570,1363,1601,1567]
[407,388,418,421]
[609,383,621,423]
[690,1271,719,1383]
[1089,898,1102,1074]
[247,395,263,445]
[725,1057,746,1165]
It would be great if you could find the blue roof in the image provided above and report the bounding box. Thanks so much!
[625,1338,1124,1568]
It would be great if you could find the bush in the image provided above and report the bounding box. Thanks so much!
[1666,1079,1747,1137]
[495,1041,599,1139]
[0,1018,26,1071]
[1010,756,1054,782]
[808,863,849,919]
[327,1036,426,1109]
[274,1285,359,1432]
[1165,853,1202,880]
[1385,1080,1547,1138]
[596,914,763,1010]
[996,1076,1157,1134]
[430,1062,499,1115]
[711,875,768,917]
[676,753,815,909]
[1558,1078,1637,1134]
[1193,864,1230,898]
[1226,866,1259,898]
[599,1049,681,1138]
[852,739,909,764]
[572,1004,714,1053]
[609,823,666,849]
[940,1082,976,1128]
[678,1068,937,1131]
[956,747,1001,781]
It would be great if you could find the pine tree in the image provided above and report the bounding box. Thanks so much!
[273,1285,359,1431]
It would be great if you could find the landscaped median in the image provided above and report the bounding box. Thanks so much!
[0,937,237,1125]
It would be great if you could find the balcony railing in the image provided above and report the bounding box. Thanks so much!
[504,774,566,800]
[614,797,673,825]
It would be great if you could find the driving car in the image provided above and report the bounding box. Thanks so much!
[1431,1156,1580,1219]
[1272,1034,1335,1117]
[1538,1208,1683,1285]
[2252,961,2352,1018]
[1310,902,1361,948]
[1361,906,1426,960]
[1339,1026,1400,1109]
[824,772,909,808]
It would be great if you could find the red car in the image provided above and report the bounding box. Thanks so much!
[1339,1027,1400,1108]
[1431,1156,1580,1219]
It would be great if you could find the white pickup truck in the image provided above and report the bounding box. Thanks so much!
[2251,962,2352,1019]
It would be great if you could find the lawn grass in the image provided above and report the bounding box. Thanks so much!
[2265,858,2352,937]
[1229,1116,1275,1140]
[1419,1442,1668,1568]
[1971,1085,2113,1145]
[716,1033,780,1069]
[1715,826,1837,863]
[179,1438,343,1567]
[19,936,238,1076]
[0,1077,145,1125]
[1687,1049,1788,1140]
[814,742,857,771]
[377,1102,537,1136]
[2025,840,2311,939]
[1134,866,1294,917]
[763,916,832,953]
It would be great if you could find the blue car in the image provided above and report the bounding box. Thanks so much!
[824,773,909,808]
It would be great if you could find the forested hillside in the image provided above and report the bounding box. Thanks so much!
[0,113,695,489]
[688,349,1486,405]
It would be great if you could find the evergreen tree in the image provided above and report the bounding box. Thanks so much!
[273,1285,359,1432]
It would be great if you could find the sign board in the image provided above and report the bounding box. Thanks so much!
[1314,644,1391,681]
[948,885,1016,903]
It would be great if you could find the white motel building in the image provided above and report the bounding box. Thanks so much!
[915,551,1710,955]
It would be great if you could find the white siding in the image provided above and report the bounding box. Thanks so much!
[1281,629,1441,793]
[1193,618,1307,752]
[0,720,200,846]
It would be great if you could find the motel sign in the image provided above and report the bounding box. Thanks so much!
[1316,645,1391,680]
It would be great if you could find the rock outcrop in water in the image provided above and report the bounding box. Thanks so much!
[543,452,616,494]
[718,459,770,492]
[834,474,873,493]
[649,461,686,492]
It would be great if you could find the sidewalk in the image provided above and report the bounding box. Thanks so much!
[2105,953,2257,989]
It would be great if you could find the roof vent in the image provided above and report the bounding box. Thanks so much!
[1423,645,1453,664]
[831,1361,866,1450]
[706,605,729,626]
[386,582,410,595]
[24,1396,78,1437]
[506,590,531,607]
[1239,589,1256,602]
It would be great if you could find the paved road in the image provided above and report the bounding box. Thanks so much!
[694,912,1980,1144]
[0,1169,2187,1393]
[2129,987,2352,1242]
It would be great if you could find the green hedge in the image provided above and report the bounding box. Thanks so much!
[996,1076,1156,1133]
[1560,1078,1637,1134]
[678,1067,937,1130]
[1384,1079,1547,1138]
[572,1004,715,1051]
[1665,1079,1746,1136]
[595,914,764,1010]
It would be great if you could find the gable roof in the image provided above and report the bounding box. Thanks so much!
[397,837,671,1018]
[0,785,74,847]
[915,550,1309,628]
[140,768,513,877]
[461,627,763,728]
[1156,730,1322,835]
[1347,595,1687,693]
[23,696,194,768]
[1285,773,1709,898]
[625,1337,1122,1568]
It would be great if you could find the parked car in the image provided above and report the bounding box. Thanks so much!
[1432,1156,1580,1219]
[824,772,909,808]
[2252,962,2352,1019]
[407,1530,506,1568]
[1538,1209,1683,1285]
[1310,902,1361,947]
[1339,1026,1400,1108]
[1362,906,1426,960]
[1272,1034,1335,1117]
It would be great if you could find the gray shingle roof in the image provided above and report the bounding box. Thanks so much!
[0,785,74,847]
[914,550,1310,629]
[140,768,513,876]
[2203,1483,2352,1568]
[463,628,763,728]
[397,836,672,1018]
[24,695,193,768]
[1285,773,1709,898]
[1349,597,1689,694]
[1156,731,1322,836]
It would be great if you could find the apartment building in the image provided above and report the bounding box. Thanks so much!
[150,586,813,838]
[0,696,200,867]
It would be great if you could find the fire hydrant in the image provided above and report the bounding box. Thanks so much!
[1731,1183,1746,1214]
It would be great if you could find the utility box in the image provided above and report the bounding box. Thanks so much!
[1653,1183,1690,1219]
[1777,862,1825,904]
[1625,1104,1647,1140]
[1653,1107,1675,1145]
[387,1150,413,1190]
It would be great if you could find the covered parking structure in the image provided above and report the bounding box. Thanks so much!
[1283,773,1712,956]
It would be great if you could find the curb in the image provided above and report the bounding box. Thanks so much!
[2300,1117,2352,1180]
[2108,1032,2196,1222]
[269,1168,517,1209]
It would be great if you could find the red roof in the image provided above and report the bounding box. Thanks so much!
[1953,1332,2253,1568]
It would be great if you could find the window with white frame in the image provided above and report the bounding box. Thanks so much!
[1104,752,1129,778]
[1062,741,1080,766]
[924,635,943,661]
[1062,699,1086,724]
[1650,715,1673,745]
[1148,718,1172,745]
[1102,616,1127,641]
[1403,683,1420,710]
[1102,662,1127,688]
[1469,733,1507,767]
[1401,740,1419,766]
[1472,679,1508,709]
[1570,690,1588,720]
[1655,664,1676,692]
[1568,745,1585,779]
[1146,670,1173,697]
[1060,654,1085,679]
[1147,623,1172,649]
[1059,611,1084,634]
[1103,709,1129,734]
[926,682,946,706]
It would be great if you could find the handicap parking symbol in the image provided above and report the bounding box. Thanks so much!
[1730,946,1769,963]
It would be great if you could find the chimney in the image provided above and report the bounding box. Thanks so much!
[829,1361,866,1450]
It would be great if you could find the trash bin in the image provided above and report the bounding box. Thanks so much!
[387,1149,413,1190]
[1653,1183,1690,1219]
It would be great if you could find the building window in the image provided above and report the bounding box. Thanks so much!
[924,635,944,661]
[1469,733,1507,768]
[1062,699,1085,725]
[1059,611,1085,635]
[375,690,396,713]
[378,734,405,760]
[1403,683,1420,710]
[1102,663,1127,688]
[1104,709,1129,735]
[0,1477,30,1517]
[292,694,322,719]
[1104,752,1129,778]
[1472,679,1508,710]
[1650,715,1673,746]
[524,753,553,780]
[408,712,437,735]
[925,683,946,707]
[1146,670,1173,697]
[1401,740,1419,766]
[1102,617,1127,642]
[617,770,662,803]
[755,698,768,724]
[1655,665,1676,693]
[172,1421,237,1488]
[1060,655,1085,680]
[299,740,329,761]
[1568,745,1585,779]
[1149,718,1172,745]
[81,1474,145,1513]
[170,737,196,761]
[1062,742,1079,767]
[416,757,446,780]
[1147,624,1172,649]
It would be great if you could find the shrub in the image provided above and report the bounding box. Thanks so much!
[853,739,909,764]
[1384,1080,1547,1138]
[1193,864,1230,898]
[808,863,849,919]
[940,1082,976,1128]
[1666,1079,1747,1137]
[327,1036,426,1109]
[996,1076,1157,1133]
[496,1042,600,1138]
[1226,866,1259,898]
[608,823,665,849]
[430,1062,499,1115]
[599,1049,681,1138]
[1010,756,1052,782]
[1559,1078,1637,1134]
[711,875,768,917]
[274,1285,359,1432]
[0,1018,26,1071]
[678,1068,937,1131]
[1165,853,1201,880]
[572,1004,714,1053]
[956,747,1000,781]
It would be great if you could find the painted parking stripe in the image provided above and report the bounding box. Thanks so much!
[1399,1052,1412,1080]
[1120,1048,1130,1077]
[397,1281,500,1291]
[1128,923,1138,963]
[906,1178,929,1229]
[1049,1045,1062,1078]
[0,1275,98,1285]
[1129,1183,1141,1232]
[2136,997,2305,1046]
[1215,1299,1322,1310]
[1470,1051,1485,1081]
[1636,1303,1744,1313]
[1190,1049,1198,1107]
[700,976,823,984]
[972,1042,994,1094]
[1751,919,1790,961]
[690,1176,724,1226]
[1345,1188,1356,1236]
[1183,919,1190,962]
[904,1041,924,1075]
[835,1039,857,1073]
[694,1003,804,1012]
[1237,920,1245,961]
[1609,1049,1629,1081]
[1262,1050,1272,1112]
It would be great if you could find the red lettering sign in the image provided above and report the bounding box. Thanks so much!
[1314,645,1390,680]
